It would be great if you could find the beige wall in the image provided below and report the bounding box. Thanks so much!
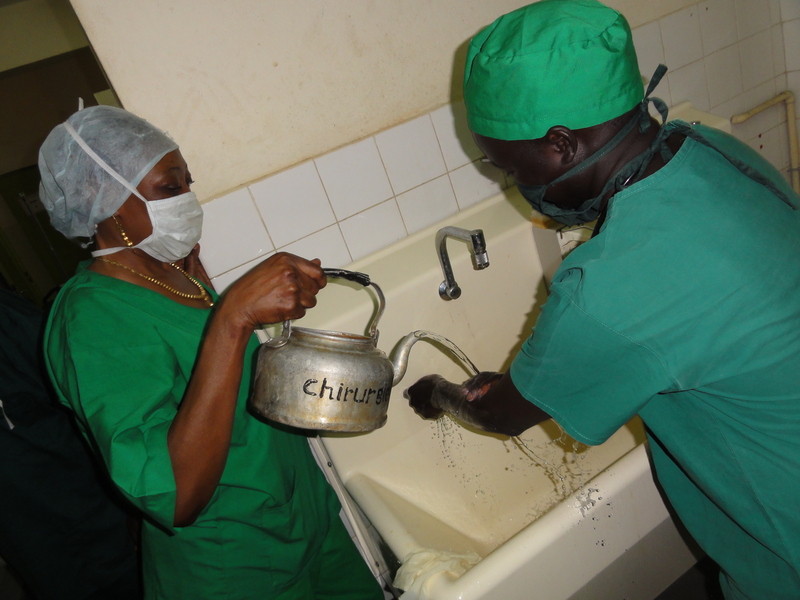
[612,0,694,28]
[69,0,694,201]
[0,0,89,72]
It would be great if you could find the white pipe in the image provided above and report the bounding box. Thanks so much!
[731,91,800,195]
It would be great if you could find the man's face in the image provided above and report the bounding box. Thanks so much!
[472,133,554,188]
[473,130,594,210]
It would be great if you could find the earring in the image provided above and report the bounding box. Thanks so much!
[112,215,134,247]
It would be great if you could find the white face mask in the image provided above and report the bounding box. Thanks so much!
[63,121,203,263]
[92,191,203,263]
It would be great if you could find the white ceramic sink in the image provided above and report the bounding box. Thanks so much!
[297,190,700,600]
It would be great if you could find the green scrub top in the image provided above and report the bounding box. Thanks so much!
[44,266,382,600]
[510,125,800,599]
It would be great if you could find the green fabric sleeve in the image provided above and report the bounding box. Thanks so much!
[47,286,188,531]
[510,267,677,446]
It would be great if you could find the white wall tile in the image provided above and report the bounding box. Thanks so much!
[748,122,790,169]
[787,74,800,117]
[772,24,786,74]
[430,100,483,171]
[726,80,781,141]
[788,70,800,90]
[705,45,744,107]
[449,160,506,210]
[632,21,665,80]
[739,29,776,90]
[660,6,705,70]
[278,225,353,268]
[667,59,711,110]
[314,138,393,220]
[699,0,738,54]
[775,72,787,93]
[395,175,458,234]
[735,0,773,39]
[249,161,336,249]
[199,188,273,277]
[784,19,800,72]
[210,254,272,293]
[770,0,782,25]
[781,0,800,21]
[339,200,407,260]
[786,72,800,174]
[713,81,775,122]
[374,115,447,194]
[651,76,673,115]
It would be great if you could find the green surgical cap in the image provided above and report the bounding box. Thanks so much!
[464,0,644,141]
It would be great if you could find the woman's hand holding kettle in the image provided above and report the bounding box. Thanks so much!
[219,252,328,331]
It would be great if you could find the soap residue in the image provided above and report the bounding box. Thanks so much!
[394,548,481,600]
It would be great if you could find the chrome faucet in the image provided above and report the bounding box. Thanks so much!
[435,226,490,300]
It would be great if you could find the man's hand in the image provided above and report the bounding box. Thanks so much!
[463,371,503,401]
[405,374,450,419]
[405,371,502,420]
[405,371,548,436]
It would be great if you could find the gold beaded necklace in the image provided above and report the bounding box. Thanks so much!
[96,257,214,307]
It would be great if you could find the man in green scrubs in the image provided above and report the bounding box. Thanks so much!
[406,2,800,598]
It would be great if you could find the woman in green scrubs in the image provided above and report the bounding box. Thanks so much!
[39,106,384,599]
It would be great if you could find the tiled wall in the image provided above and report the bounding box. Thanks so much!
[634,0,792,173]
[784,1,800,126]
[201,103,510,290]
[201,0,797,292]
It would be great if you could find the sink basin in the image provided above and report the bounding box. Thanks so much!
[295,190,699,599]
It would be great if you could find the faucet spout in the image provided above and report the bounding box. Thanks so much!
[435,226,490,300]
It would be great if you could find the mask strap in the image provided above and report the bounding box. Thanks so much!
[544,65,669,193]
[601,64,672,195]
[63,121,148,203]
[543,64,670,195]
[544,108,642,190]
[639,64,669,133]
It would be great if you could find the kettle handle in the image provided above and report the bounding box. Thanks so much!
[261,268,385,348]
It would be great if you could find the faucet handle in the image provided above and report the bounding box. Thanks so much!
[439,281,462,300]
[436,226,489,300]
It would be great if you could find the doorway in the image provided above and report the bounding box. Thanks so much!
[0,1,119,306]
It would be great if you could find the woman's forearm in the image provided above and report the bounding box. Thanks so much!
[166,252,327,527]
[167,307,251,527]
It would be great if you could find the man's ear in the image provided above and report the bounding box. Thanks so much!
[544,126,579,165]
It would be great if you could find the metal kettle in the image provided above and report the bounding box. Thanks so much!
[250,269,430,432]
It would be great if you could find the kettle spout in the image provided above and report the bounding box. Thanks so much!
[391,330,481,387]
[391,331,424,386]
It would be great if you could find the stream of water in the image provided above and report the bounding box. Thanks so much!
[415,329,594,510]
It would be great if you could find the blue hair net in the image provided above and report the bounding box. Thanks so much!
[38,105,178,239]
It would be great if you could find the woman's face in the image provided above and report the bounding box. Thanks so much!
[137,149,193,201]
[111,150,193,245]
